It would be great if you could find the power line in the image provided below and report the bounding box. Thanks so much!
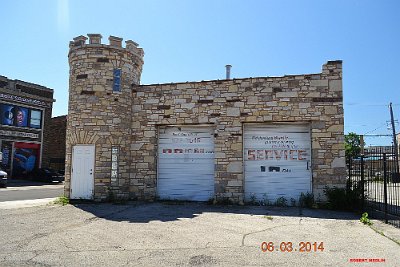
[364,134,392,137]
[363,123,387,135]
[344,103,400,107]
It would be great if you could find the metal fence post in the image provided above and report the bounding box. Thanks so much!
[383,153,388,224]
[361,155,365,211]
[348,156,352,181]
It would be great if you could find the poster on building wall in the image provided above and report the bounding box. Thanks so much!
[1,104,15,126]
[29,110,42,128]
[0,104,42,129]
[12,142,40,178]
[1,141,12,174]
[15,107,28,127]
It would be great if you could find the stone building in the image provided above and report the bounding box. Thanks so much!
[0,75,54,178]
[65,34,345,204]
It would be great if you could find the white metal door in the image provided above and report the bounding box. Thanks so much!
[158,126,214,201]
[71,145,95,199]
[244,124,312,202]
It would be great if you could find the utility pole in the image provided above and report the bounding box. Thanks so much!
[360,134,365,154]
[389,102,399,173]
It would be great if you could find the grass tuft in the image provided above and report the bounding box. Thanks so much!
[54,196,69,206]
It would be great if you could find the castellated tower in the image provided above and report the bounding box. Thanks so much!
[65,34,144,201]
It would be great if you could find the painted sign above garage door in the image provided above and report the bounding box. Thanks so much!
[157,126,215,201]
[244,124,311,203]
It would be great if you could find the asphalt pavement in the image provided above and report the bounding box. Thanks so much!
[0,202,399,266]
[0,179,63,202]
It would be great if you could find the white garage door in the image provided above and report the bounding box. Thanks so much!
[244,124,312,202]
[157,126,214,201]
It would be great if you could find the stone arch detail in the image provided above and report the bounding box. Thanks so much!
[67,130,101,146]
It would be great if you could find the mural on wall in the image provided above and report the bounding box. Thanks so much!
[12,142,40,178]
[1,141,12,173]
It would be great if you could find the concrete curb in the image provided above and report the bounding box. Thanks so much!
[3,185,64,191]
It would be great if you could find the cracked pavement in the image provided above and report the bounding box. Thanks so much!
[0,202,399,266]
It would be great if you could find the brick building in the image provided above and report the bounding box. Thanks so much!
[47,115,67,171]
[65,34,345,204]
[0,75,54,178]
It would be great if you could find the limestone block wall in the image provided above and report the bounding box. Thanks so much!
[131,61,345,202]
[65,34,144,200]
[65,33,345,202]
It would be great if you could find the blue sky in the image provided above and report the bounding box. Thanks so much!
[1,0,399,146]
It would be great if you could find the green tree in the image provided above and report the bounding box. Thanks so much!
[345,132,362,157]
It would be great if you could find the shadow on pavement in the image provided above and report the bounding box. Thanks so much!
[73,201,360,223]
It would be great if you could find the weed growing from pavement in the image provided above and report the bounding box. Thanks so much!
[264,215,273,220]
[160,199,186,205]
[212,197,235,205]
[323,180,363,211]
[360,212,373,226]
[299,192,315,209]
[54,196,69,206]
[249,194,257,205]
[107,189,129,204]
[275,197,288,207]
[261,193,272,206]
[245,194,274,206]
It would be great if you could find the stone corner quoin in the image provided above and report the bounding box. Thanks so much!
[65,33,345,204]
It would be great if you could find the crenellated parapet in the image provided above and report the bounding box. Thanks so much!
[69,34,144,59]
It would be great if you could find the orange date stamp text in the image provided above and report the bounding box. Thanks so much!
[261,241,324,253]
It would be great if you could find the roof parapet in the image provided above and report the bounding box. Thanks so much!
[69,34,144,57]
[88,33,102,44]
